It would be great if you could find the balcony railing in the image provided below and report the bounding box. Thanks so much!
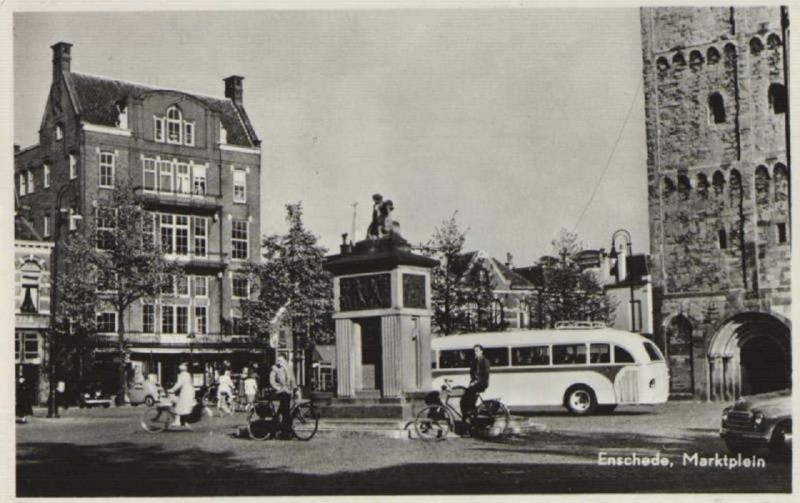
[97,332,262,348]
[164,251,229,271]
[137,189,222,214]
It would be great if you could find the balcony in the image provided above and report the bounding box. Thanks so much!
[137,189,222,215]
[165,251,229,273]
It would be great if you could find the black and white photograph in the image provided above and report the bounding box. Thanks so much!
[6,0,795,498]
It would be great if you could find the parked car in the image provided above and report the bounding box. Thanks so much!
[720,388,791,458]
[79,388,114,408]
[129,377,164,406]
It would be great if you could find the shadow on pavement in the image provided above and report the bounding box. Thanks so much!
[17,432,791,497]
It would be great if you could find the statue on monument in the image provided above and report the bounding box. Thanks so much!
[366,193,399,239]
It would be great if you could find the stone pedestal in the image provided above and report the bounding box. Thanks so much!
[323,234,437,419]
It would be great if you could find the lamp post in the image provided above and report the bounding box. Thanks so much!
[609,229,636,333]
[187,332,196,379]
[48,183,82,418]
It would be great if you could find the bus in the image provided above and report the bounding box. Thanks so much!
[430,322,669,415]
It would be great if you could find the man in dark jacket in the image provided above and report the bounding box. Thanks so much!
[460,344,490,423]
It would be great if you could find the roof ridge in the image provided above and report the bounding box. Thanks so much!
[72,71,230,103]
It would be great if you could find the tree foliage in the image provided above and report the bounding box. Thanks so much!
[240,203,334,351]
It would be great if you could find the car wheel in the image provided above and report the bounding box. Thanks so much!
[769,421,791,460]
[564,385,597,415]
[144,396,155,407]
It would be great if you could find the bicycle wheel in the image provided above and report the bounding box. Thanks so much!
[291,402,319,441]
[247,407,273,440]
[471,400,510,438]
[414,405,451,441]
[141,407,169,433]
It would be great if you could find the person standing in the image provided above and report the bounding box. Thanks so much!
[269,355,295,439]
[216,369,234,413]
[16,376,33,423]
[167,362,195,429]
[244,371,258,408]
[460,344,490,425]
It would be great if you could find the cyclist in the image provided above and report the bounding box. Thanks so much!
[167,362,195,429]
[460,344,490,429]
[269,354,295,439]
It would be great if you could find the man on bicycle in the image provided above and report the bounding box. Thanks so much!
[460,344,490,426]
[269,354,295,439]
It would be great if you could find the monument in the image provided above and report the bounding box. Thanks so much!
[323,194,438,419]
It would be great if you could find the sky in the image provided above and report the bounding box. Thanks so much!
[12,7,650,263]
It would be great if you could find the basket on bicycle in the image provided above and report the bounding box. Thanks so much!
[424,390,441,406]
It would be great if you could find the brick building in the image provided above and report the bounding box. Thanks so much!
[640,7,790,400]
[14,42,264,391]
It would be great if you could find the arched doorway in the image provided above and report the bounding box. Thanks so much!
[666,315,695,394]
[708,312,790,400]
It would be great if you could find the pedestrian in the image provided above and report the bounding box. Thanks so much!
[167,362,195,429]
[460,344,490,430]
[16,376,33,423]
[56,380,66,410]
[269,354,295,439]
[244,370,258,407]
[216,369,234,413]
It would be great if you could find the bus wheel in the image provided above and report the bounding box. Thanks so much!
[564,385,597,415]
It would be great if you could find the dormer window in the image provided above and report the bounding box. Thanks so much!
[154,116,165,142]
[55,123,64,140]
[219,124,228,145]
[116,102,128,129]
[167,107,182,144]
[154,106,195,146]
[184,121,195,146]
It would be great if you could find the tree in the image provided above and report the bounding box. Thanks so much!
[420,212,467,335]
[240,203,334,381]
[58,181,180,404]
[535,229,618,327]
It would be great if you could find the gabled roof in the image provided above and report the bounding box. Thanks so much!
[512,265,546,288]
[491,258,536,290]
[68,72,259,148]
[451,251,535,290]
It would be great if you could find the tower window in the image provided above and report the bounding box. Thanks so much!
[678,175,691,201]
[706,47,721,64]
[689,51,704,69]
[750,37,764,55]
[768,83,787,114]
[656,57,670,72]
[672,52,685,66]
[767,34,782,49]
[777,223,788,244]
[708,93,726,124]
[718,229,727,250]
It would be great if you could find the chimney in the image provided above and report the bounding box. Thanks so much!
[51,42,73,80]
[224,75,244,106]
[505,252,513,268]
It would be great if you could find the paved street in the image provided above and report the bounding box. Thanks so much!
[17,402,790,496]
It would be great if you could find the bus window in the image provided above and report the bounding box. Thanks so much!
[483,347,509,367]
[439,349,470,369]
[643,342,664,361]
[614,345,635,363]
[589,343,610,364]
[553,344,587,365]
[512,346,550,366]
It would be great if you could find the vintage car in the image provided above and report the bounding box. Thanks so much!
[720,388,791,458]
[129,376,164,406]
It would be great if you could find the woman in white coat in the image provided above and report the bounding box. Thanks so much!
[168,362,195,428]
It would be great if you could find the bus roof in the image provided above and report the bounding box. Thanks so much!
[431,328,652,351]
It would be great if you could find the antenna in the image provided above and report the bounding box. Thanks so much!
[351,202,358,243]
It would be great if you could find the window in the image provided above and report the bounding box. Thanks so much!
[143,305,155,333]
[232,220,248,259]
[184,122,195,146]
[19,172,26,196]
[193,217,207,257]
[708,93,726,124]
[195,306,207,334]
[43,164,50,188]
[707,46,720,64]
[177,275,189,297]
[678,175,691,201]
[232,276,250,298]
[777,223,788,244]
[769,83,787,114]
[70,154,78,180]
[483,347,509,367]
[511,346,550,366]
[161,305,175,334]
[161,275,175,296]
[696,173,709,200]
[27,170,34,193]
[176,306,188,334]
[23,334,40,362]
[193,276,208,297]
[20,262,42,314]
[755,166,770,205]
[553,344,587,365]
[438,349,471,369]
[230,316,246,335]
[143,158,157,191]
[643,342,664,362]
[15,334,20,362]
[99,151,115,188]
[193,165,207,195]
[167,107,182,144]
[160,214,189,255]
[589,344,611,364]
[614,345,635,364]
[176,163,191,194]
[43,215,50,238]
[96,208,116,251]
[158,160,173,192]
[233,168,247,203]
[97,312,117,333]
[750,36,764,54]
[718,228,728,250]
[55,124,63,140]
[154,116,165,142]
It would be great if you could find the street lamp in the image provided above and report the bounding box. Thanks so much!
[49,183,82,418]
[187,332,196,383]
[609,229,636,333]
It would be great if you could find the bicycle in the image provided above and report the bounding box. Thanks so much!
[413,378,510,441]
[140,394,214,433]
[247,388,319,441]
